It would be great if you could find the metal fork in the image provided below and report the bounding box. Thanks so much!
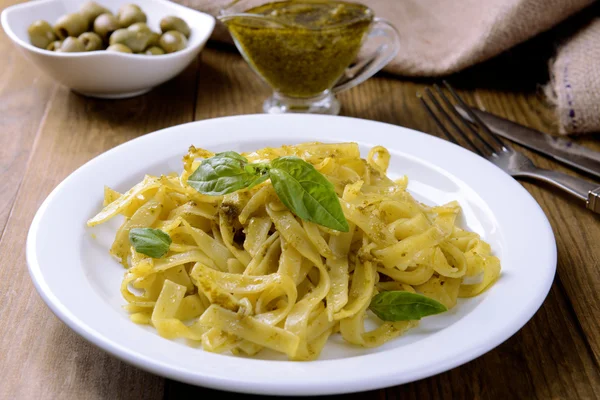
[419,82,600,213]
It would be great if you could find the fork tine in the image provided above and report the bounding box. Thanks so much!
[442,81,508,152]
[432,84,497,156]
[418,94,459,145]
[422,88,486,156]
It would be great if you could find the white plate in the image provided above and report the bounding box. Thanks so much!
[27,115,556,396]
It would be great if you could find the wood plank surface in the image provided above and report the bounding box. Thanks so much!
[1,6,599,399]
[0,0,56,235]
[0,51,198,399]
[459,88,600,367]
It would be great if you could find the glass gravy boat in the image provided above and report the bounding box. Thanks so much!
[218,1,401,114]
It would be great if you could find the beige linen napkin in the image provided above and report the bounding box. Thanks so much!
[176,0,599,134]
[547,17,600,134]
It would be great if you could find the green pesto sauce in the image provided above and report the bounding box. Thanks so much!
[224,1,372,98]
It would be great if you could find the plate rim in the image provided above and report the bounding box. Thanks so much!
[26,114,557,395]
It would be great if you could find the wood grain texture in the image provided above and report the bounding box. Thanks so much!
[0,0,56,235]
[455,88,600,368]
[0,52,199,398]
[195,45,269,119]
[1,12,600,399]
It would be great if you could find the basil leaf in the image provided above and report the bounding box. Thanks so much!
[369,291,447,321]
[247,173,270,189]
[245,162,271,176]
[270,156,349,232]
[219,151,247,163]
[245,162,271,189]
[129,228,172,258]
[187,151,267,195]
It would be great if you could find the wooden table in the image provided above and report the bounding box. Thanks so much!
[2,8,600,399]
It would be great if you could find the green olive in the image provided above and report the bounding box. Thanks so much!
[78,32,103,51]
[108,28,131,44]
[93,13,120,42]
[28,20,56,49]
[46,40,63,51]
[127,22,150,34]
[160,16,190,38]
[79,1,111,27]
[57,36,85,52]
[127,23,161,46]
[147,31,160,47]
[53,13,88,39]
[117,4,147,28]
[118,3,141,13]
[106,43,133,53]
[109,28,154,53]
[144,46,165,55]
[158,30,187,53]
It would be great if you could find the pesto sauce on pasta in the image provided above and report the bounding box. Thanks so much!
[87,142,501,360]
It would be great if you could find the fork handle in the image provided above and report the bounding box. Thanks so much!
[520,168,600,212]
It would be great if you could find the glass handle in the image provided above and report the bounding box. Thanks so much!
[332,18,401,94]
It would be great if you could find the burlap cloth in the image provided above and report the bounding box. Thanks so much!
[176,0,600,134]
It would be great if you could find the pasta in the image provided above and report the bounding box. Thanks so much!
[87,142,501,360]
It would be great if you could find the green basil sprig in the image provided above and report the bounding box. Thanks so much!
[187,151,269,196]
[369,291,448,321]
[129,228,172,258]
[187,152,349,232]
[270,157,348,232]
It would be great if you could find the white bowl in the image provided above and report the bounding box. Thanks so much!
[1,0,215,99]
